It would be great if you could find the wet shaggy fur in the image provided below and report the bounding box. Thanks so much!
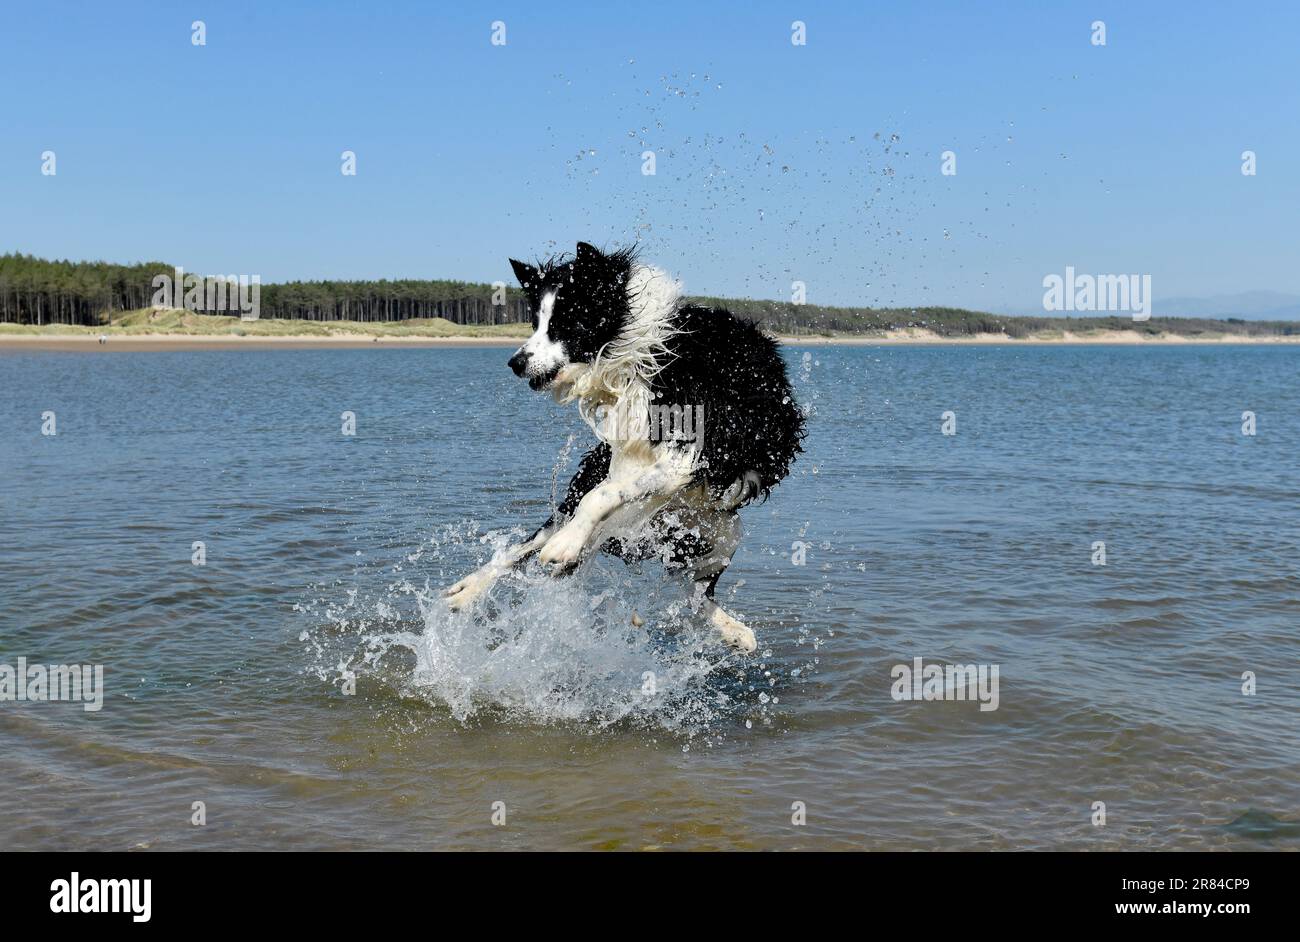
[650,303,804,501]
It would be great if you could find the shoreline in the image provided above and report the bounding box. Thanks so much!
[1,328,1298,352]
[0,334,526,352]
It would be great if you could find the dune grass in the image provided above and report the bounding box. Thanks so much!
[1,308,1295,344]
[0,309,532,339]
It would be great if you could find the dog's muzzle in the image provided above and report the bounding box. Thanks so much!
[508,350,560,390]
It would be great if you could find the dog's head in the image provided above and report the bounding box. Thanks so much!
[507,242,635,390]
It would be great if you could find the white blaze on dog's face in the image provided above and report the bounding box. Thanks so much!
[515,289,567,388]
[506,244,632,391]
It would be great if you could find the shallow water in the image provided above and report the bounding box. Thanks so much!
[1,344,1297,850]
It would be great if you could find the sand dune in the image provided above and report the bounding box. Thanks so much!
[2,328,1298,352]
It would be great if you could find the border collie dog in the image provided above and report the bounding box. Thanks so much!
[444,242,805,652]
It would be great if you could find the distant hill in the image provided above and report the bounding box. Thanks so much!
[1157,291,1300,321]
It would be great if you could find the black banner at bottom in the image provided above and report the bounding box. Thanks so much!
[0,851,1281,928]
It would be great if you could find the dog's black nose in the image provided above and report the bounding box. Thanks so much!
[508,350,528,376]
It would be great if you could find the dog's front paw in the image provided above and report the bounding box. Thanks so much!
[537,522,589,574]
[442,566,499,611]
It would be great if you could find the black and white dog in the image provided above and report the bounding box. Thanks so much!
[444,243,805,652]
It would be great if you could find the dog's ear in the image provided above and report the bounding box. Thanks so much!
[575,242,602,264]
[509,258,537,288]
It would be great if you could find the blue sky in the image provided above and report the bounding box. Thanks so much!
[2,1,1296,313]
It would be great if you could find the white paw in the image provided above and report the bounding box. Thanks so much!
[537,522,589,572]
[442,566,499,611]
[706,604,757,653]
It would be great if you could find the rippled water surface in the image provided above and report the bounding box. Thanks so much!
[1,344,1297,850]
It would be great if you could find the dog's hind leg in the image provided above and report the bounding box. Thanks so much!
[444,443,611,610]
[682,512,757,653]
[701,597,757,654]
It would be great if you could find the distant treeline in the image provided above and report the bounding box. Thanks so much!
[259,280,526,323]
[2,252,1296,337]
[0,254,174,325]
[0,253,527,326]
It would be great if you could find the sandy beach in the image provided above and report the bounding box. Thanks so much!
[783,328,1300,346]
[1,328,1297,352]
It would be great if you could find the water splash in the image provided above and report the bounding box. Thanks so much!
[299,524,793,740]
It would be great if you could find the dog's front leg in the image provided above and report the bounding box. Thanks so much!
[443,443,612,610]
[538,459,692,572]
[443,526,553,611]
